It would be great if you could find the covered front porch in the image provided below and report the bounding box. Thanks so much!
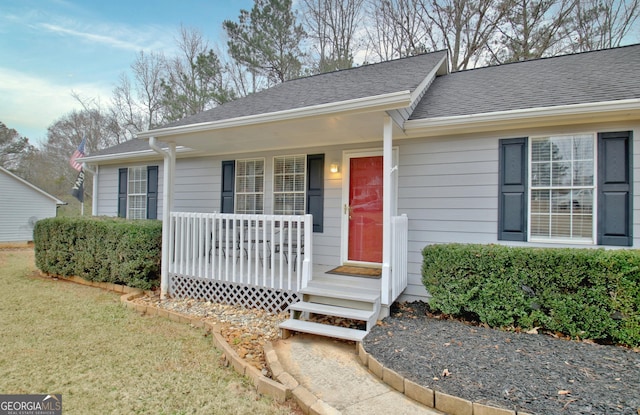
[166,210,409,339]
[148,108,413,340]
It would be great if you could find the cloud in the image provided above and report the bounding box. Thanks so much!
[38,23,147,52]
[0,68,112,144]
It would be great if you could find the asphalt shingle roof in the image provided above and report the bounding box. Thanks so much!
[90,52,447,157]
[90,45,640,158]
[163,50,447,128]
[410,44,640,120]
[89,137,166,157]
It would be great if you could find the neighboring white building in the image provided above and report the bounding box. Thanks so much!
[0,167,64,243]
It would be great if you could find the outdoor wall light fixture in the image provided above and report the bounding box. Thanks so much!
[330,162,340,173]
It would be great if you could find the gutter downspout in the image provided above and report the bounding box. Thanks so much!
[149,137,176,299]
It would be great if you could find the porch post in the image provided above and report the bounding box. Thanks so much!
[149,138,176,299]
[382,116,393,305]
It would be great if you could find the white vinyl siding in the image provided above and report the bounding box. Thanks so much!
[173,157,218,213]
[397,136,498,298]
[0,170,60,242]
[235,158,265,214]
[273,154,306,215]
[127,166,147,220]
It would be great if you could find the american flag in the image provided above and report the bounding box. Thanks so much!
[69,136,86,172]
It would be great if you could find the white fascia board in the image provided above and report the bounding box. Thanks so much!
[80,146,194,164]
[404,99,640,136]
[0,166,65,205]
[137,90,412,139]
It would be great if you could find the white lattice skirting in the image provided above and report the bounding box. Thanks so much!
[170,275,300,313]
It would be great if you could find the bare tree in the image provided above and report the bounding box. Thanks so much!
[366,0,429,61]
[71,93,122,150]
[111,50,167,138]
[161,27,234,121]
[23,108,116,207]
[302,0,366,72]
[419,0,510,70]
[571,0,640,52]
[365,0,506,69]
[488,0,576,63]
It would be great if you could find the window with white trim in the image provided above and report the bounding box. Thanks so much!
[235,158,264,214]
[273,154,306,215]
[529,134,595,242]
[128,166,147,220]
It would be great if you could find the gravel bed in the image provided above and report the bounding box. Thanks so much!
[364,302,640,415]
[133,294,288,371]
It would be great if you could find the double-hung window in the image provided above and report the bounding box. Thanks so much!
[530,134,594,242]
[273,155,306,215]
[498,131,632,246]
[221,154,324,232]
[117,165,158,220]
[235,158,264,214]
[127,166,148,220]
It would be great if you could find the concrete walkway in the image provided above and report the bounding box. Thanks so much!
[273,334,443,415]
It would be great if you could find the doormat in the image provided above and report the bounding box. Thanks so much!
[326,266,382,279]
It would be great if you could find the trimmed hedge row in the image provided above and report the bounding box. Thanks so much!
[34,217,162,290]
[422,244,640,347]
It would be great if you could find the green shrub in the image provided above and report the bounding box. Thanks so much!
[33,217,162,290]
[422,244,640,347]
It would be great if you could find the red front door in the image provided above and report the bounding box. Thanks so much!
[348,156,383,263]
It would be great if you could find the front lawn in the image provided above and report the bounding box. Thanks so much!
[0,248,295,415]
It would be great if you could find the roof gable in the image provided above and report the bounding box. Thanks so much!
[0,167,65,205]
[411,44,640,120]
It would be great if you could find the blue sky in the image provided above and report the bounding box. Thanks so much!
[0,0,253,145]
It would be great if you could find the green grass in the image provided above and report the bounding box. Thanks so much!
[0,249,295,415]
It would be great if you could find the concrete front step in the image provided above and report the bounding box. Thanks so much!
[279,319,368,342]
[289,301,376,322]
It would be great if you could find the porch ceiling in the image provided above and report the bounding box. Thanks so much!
[145,110,405,155]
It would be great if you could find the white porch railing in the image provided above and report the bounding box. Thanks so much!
[168,212,312,312]
[389,214,409,303]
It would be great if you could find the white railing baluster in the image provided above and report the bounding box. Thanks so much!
[168,213,175,275]
[177,216,184,275]
[261,219,268,288]
[167,212,313,299]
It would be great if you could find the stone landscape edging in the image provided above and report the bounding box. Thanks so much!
[39,274,529,415]
[118,285,338,414]
[357,342,534,415]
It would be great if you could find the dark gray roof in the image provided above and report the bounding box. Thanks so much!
[163,50,447,128]
[411,44,640,120]
[89,51,447,157]
[91,45,640,158]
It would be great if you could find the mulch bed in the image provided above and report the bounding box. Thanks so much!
[363,302,640,415]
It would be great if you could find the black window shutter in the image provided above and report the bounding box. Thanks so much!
[146,166,159,219]
[598,131,632,246]
[498,138,528,241]
[306,154,324,233]
[117,168,127,218]
[221,160,235,213]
